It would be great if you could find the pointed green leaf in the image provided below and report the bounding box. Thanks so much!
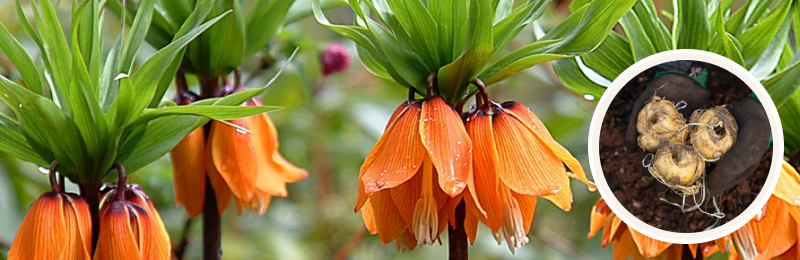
[620,10,657,61]
[437,0,493,103]
[552,58,606,98]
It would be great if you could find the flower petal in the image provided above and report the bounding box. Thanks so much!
[206,144,233,213]
[250,115,290,197]
[751,196,796,258]
[715,235,729,253]
[588,198,609,239]
[419,97,471,197]
[389,169,422,229]
[169,128,207,218]
[612,229,644,260]
[210,119,258,201]
[65,194,93,259]
[94,202,142,260]
[9,192,69,260]
[629,227,672,258]
[775,161,800,207]
[511,191,537,232]
[543,180,573,211]
[503,101,595,191]
[465,111,500,227]
[361,101,426,194]
[370,191,407,244]
[602,213,622,247]
[493,111,567,196]
[464,193,479,244]
[361,199,378,234]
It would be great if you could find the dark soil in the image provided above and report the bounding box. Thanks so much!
[600,64,771,233]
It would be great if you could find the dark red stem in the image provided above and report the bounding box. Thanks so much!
[202,177,222,260]
[448,200,468,260]
[113,163,126,201]
[79,183,102,254]
[48,161,61,193]
[427,73,437,98]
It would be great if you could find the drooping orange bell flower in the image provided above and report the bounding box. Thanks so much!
[463,101,595,252]
[356,97,472,249]
[94,184,170,260]
[730,161,800,260]
[8,192,92,260]
[170,127,206,218]
[206,98,308,214]
[587,198,725,259]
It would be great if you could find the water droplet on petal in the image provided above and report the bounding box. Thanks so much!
[583,94,595,101]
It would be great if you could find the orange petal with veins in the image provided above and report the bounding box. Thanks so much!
[629,227,672,258]
[602,213,622,247]
[370,191,407,244]
[503,101,595,191]
[9,192,91,260]
[389,170,422,229]
[210,119,257,202]
[361,199,378,234]
[775,161,800,207]
[751,196,796,259]
[361,101,426,194]
[589,198,609,239]
[206,144,233,213]
[419,97,471,197]
[512,191,538,232]
[493,111,566,196]
[465,111,501,229]
[543,180,573,211]
[613,230,644,260]
[169,128,207,218]
[93,201,143,260]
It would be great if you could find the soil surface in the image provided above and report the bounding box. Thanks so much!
[600,64,771,233]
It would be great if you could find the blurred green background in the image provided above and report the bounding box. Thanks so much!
[0,1,614,259]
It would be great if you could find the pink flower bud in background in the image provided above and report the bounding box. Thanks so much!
[320,43,351,77]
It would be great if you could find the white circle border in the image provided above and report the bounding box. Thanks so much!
[588,49,784,244]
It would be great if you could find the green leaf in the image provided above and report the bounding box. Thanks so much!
[631,0,671,53]
[762,60,800,109]
[119,0,155,73]
[0,124,45,166]
[0,23,43,95]
[31,0,73,112]
[385,0,441,67]
[437,0,493,103]
[130,105,281,127]
[726,0,771,36]
[541,0,638,54]
[675,0,711,50]
[480,40,568,85]
[428,0,469,62]
[579,33,634,81]
[244,0,296,58]
[116,115,207,174]
[187,1,245,77]
[778,91,800,152]
[490,0,549,60]
[708,2,744,66]
[551,58,606,98]
[777,42,794,72]
[738,0,792,69]
[619,10,657,61]
[286,0,348,24]
[130,10,232,118]
[748,15,791,80]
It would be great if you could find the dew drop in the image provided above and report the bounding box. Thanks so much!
[38,166,49,174]
[583,94,596,101]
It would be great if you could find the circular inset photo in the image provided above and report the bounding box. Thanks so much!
[588,50,784,244]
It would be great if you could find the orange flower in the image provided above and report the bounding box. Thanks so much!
[170,127,206,218]
[94,184,170,260]
[463,101,595,252]
[730,161,800,260]
[8,192,92,260]
[191,98,307,214]
[587,198,723,259]
[355,97,472,249]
